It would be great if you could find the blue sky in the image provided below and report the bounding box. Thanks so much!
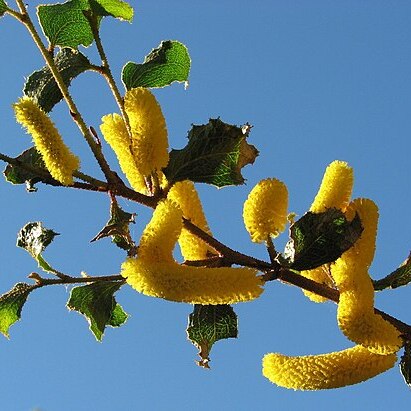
[0,1,411,410]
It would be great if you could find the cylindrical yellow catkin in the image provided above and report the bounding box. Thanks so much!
[13,97,80,185]
[122,199,263,304]
[332,199,402,354]
[243,178,288,243]
[167,181,215,260]
[300,265,333,303]
[122,258,263,304]
[343,198,378,270]
[262,345,397,390]
[100,113,147,192]
[310,161,353,213]
[137,199,183,262]
[124,87,169,176]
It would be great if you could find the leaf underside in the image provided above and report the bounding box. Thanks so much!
[16,221,58,258]
[187,304,238,368]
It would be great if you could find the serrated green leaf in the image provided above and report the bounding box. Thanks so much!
[164,118,258,187]
[37,0,133,49]
[90,0,133,21]
[24,48,92,112]
[0,1,9,17]
[400,343,411,389]
[286,209,363,271]
[122,40,191,89]
[3,147,52,191]
[17,222,59,258]
[67,281,126,341]
[187,304,238,368]
[37,0,95,49]
[0,283,32,338]
[91,198,136,252]
[373,252,411,291]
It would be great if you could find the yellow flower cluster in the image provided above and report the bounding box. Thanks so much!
[100,87,168,193]
[262,161,402,390]
[262,346,397,390]
[167,181,215,261]
[309,160,353,213]
[332,199,402,355]
[122,199,263,304]
[13,97,80,185]
[243,178,288,243]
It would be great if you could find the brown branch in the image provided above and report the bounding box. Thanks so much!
[29,273,125,289]
[182,218,272,269]
[277,268,411,339]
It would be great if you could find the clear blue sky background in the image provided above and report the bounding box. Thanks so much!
[0,1,410,410]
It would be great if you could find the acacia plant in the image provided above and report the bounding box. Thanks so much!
[1,0,411,391]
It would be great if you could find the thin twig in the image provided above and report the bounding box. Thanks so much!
[29,273,125,289]
[85,12,132,134]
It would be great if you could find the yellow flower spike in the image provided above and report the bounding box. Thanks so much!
[124,87,169,176]
[262,345,397,390]
[100,113,147,193]
[343,198,378,269]
[122,199,263,304]
[122,258,263,305]
[13,97,80,186]
[137,199,183,262]
[310,160,354,213]
[300,265,333,303]
[167,181,215,260]
[243,178,288,243]
[332,199,402,354]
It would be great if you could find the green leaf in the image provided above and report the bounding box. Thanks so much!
[24,48,92,112]
[3,147,52,192]
[0,1,9,17]
[285,208,363,271]
[17,222,59,259]
[67,281,127,341]
[89,0,133,21]
[400,343,411,389]
[91,197,136,252]
[164,119,258,187]
[122,40,191,89]
[108,303,128,327]
[37,0,133,49]
[37,0,95,49]
[373,252,411,291]
[0,283,33,338]
[187,304,238,368]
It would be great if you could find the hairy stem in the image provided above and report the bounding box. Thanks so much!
[85,12,132,133]
[29,273,125,289]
